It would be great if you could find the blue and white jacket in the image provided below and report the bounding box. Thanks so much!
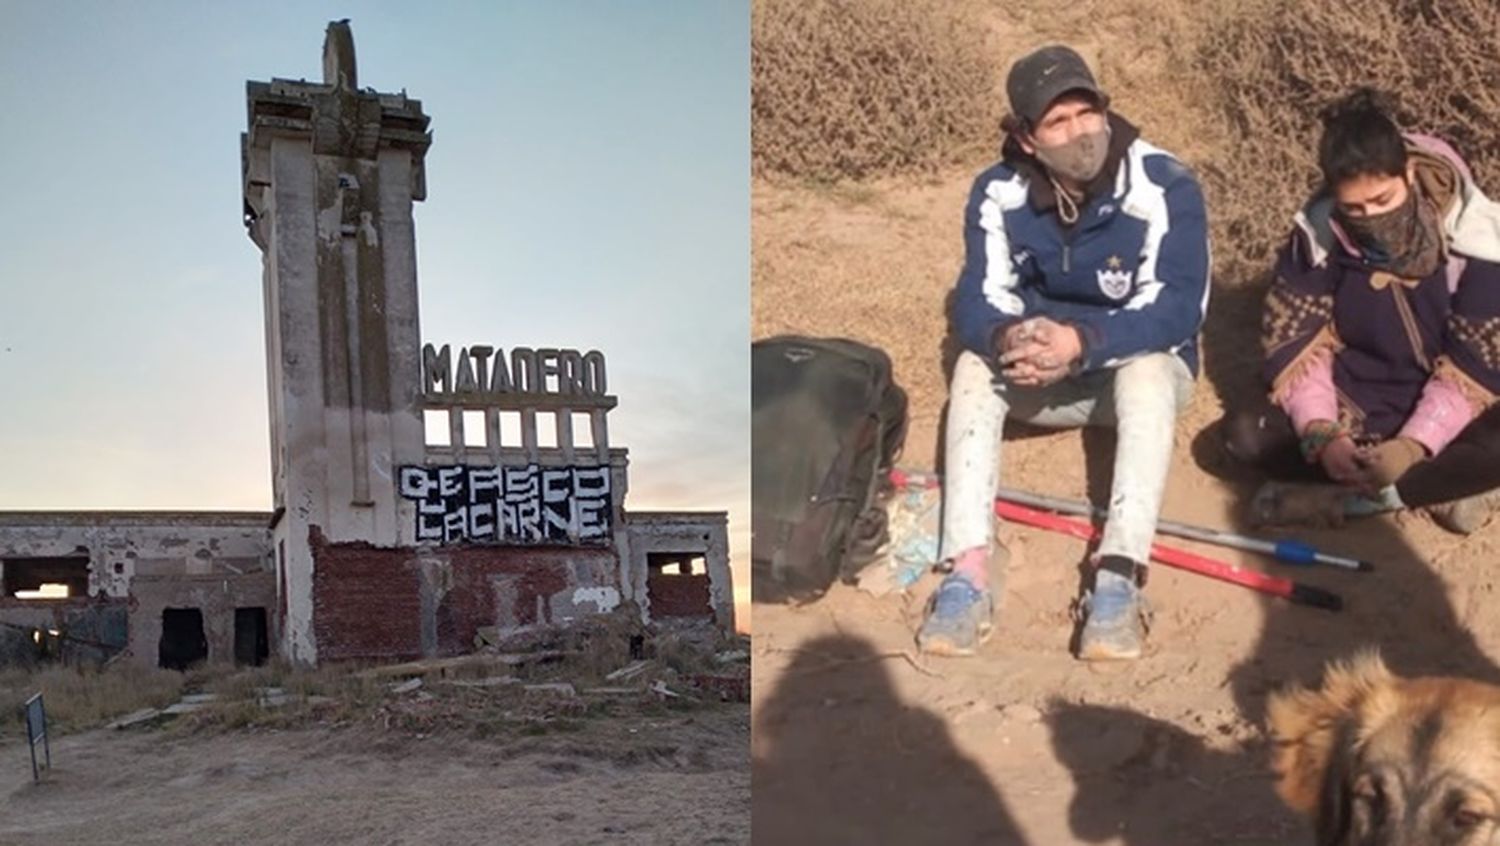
[951,115,1211,375]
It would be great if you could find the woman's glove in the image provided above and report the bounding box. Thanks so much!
[1356,436,1427,487]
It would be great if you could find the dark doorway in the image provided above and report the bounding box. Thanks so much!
[234,607,269,666]
[158,608,208,670]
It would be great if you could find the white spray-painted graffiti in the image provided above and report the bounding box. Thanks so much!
[398,465,612,546]
[571,586,621,614]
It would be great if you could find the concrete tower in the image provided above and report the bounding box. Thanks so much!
[0,22,732,675]
[242,22,432,663]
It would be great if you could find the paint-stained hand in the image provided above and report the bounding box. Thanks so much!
[1319,436,1365,486]
[999,317,1081,387]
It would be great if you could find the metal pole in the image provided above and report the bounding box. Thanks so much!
[994,486,1370,572]
[24,693,47,782]
[994,500,1342,611]
[884,469,1370,572]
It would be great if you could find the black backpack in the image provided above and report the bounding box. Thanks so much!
[752,336,908,602]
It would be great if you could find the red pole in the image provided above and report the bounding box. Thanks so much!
[888,469,1341,610]
[992,500,1341,611]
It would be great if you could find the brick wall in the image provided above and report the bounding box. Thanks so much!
[310,533,425,661]
[646,572,713,619]
[311,526,617,661]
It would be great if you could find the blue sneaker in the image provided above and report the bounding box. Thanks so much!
[1077,564,1148,661]
[916,576,994,657]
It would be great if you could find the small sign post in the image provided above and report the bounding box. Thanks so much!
[23,693,50,782]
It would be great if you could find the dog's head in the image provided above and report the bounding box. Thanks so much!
[1269,652,1500,845]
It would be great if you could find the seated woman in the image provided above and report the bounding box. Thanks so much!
[1224,88,1500,534]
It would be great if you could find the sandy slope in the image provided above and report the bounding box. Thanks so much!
[1,706,749,846]
[753,2,1500,841]
[749,163,1500,846]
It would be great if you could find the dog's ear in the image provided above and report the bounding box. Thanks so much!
[1267,652,1394,817]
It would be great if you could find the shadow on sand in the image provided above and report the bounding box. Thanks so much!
[752,632,1030,845]
[757,278,1498,844]
[1046,276,1500,842]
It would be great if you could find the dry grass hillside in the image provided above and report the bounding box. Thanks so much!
[754,0,1500,280]
[751,1,1500,842]
[3,641,750,845]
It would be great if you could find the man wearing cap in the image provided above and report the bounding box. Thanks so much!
[917,45,1210,661]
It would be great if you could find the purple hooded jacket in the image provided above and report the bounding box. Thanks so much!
[1264,134,1500,452]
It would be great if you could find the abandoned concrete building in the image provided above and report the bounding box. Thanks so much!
[0,22,733,669]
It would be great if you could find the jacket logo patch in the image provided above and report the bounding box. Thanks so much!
[1097,255,1133,299]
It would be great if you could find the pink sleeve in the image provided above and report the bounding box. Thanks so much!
[1276,353,1338,434]
[1399,375,1477,456]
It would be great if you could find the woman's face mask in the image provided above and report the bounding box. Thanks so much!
[1336,177,1442,278]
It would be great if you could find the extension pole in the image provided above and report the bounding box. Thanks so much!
[995,487,1371,572]
[993,499,1342,611]
[886,469,1369,572]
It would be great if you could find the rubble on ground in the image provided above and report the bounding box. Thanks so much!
[104,606,747,736]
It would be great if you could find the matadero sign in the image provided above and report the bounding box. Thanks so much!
[423,343,608,398]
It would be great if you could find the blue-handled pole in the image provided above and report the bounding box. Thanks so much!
[886,470,1371,571]
[991,486,1371,572]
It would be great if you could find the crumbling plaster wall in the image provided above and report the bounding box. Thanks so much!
[130,573,277,667]
[625,512,733,631]
[0,514,275,667]
[0,514,272,598]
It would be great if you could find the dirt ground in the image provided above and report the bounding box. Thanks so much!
[750,177,1500,846]
[749,7,1500,844]
[1,703,749,846]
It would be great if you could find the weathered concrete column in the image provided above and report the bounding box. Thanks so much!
[557,407,575,463]
[242,21,432,664]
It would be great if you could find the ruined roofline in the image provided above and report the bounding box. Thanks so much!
[0,511,275,528]
[244,79,430,125]
[627,510,730,523]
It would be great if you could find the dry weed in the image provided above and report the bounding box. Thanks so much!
[204,661,289,699]
[0,663,182,736]
[1199,0,1500,281]
[753,0,1500,285]
[752,0,999,181]
[182,661,383,733]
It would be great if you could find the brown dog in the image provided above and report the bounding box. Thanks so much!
[1268,652,1500,844]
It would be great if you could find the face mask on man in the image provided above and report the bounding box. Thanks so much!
[1336,182,1443,279]
[1032,124,1112,185]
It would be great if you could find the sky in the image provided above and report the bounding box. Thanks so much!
[0,3,750,618]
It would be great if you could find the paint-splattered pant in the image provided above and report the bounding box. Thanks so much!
[942,350,1194,567]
